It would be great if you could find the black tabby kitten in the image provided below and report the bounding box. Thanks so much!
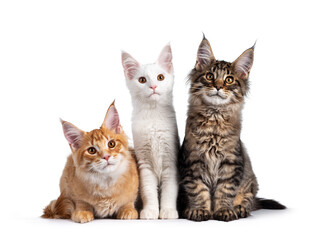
[178,36,285,222]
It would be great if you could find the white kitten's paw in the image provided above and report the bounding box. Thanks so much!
[140,208,159,220]
[160,208,178,219]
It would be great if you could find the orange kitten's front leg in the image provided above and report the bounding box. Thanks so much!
[71,200,94,223]
[116,202,138,220]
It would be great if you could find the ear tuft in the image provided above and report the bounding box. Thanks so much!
[102,101,121,134]
[61,120,84,149]
[121,51,140,80]
[157,43,173,73]
[232,46,254,79]
[196,36,215,71]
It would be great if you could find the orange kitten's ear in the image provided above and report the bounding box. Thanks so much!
[102,101,121,134]
[60,119,85,150]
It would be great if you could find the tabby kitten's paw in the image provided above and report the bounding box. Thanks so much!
[71,210,94,223]
[234,205,250,218]
[213,208,238,222]
[140,208,159,220]
[117,208,138,220]
[159,208,178,219]
[184,208,211,222]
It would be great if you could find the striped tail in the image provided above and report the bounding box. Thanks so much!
[254,198,286,210]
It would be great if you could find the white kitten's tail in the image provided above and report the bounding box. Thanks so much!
[42,194,74,219]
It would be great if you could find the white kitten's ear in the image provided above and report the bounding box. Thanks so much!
[232,45,255,80]
[61,119,85,150]
[157,44,173,73]
[121,51,140,80]
[102,101,121,134]
[196,35,215,71]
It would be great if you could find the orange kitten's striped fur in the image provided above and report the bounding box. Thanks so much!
[42,102,139,223]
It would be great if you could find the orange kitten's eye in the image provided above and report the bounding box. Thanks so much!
[108,140,116,148]
[138,77,146,84]
[88,147,97,154]
[225,76,234,84]
[157,74,165,81]
[206,73,214,80]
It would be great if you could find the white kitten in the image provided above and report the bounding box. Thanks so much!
[122,44,179,219]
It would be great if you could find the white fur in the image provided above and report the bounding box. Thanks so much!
[203,88,232,105]
[76,153,129,190]
[122,45,179,219]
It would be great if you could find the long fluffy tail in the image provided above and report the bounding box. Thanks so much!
[42,195,74,219]
[254,198,286,210]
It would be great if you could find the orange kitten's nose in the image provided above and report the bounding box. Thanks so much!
[104,155,110,161]
[150,85,157,91]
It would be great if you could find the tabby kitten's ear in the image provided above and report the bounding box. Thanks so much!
[121,51,140,80]
[102,101,121,134]
[196,36,215,71]
[157,44,173,73]
[232,45,255,80]
[61,119,85,150]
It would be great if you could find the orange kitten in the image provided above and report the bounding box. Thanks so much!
[42,102,139,223]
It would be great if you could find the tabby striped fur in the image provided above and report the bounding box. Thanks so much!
[178,36,285,222]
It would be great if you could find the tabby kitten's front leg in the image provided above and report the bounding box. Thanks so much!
[182,179,211,221]
[213,158,244,222]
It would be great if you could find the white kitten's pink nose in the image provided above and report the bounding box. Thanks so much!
[150,85,157,91]
[104,155,110,161]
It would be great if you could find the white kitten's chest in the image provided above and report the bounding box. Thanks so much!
[132,107,178,176]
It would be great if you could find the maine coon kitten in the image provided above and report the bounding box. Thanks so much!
[42,102,139,223]
[178,36,285,222]
[121,44,179,219]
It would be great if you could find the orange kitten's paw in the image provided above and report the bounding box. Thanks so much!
[159,208,178,219]
[140,208,159,220]
[117,208,138,220]
[71,210,94,223]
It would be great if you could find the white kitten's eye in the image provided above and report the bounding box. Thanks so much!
[157,74,165,81]
[138,77,146,84]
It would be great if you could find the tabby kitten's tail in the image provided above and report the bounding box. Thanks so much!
[42,194,74,219]
[254,198,286,210]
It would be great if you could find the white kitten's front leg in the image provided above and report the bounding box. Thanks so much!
[160,167,179,219]
[139,167,159,219]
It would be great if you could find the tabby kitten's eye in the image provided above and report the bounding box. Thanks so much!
[88,147,97,154]
[157,74,165,81]
[108,140,116,148]
[206,73,214,80]
[225,76,234,84]
[138,77,146,84]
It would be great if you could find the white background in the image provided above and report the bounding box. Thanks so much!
[1,0,319,239]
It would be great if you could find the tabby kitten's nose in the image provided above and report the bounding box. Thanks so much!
[215,86,222,91]
[104,155,110,161]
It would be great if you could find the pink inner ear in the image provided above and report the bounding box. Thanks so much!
[122,52,140,80]
[157,44,173,73]
[197,41,214,67]
[234,50,254,79]
[62,121,83,148]
[104,105,120,133]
